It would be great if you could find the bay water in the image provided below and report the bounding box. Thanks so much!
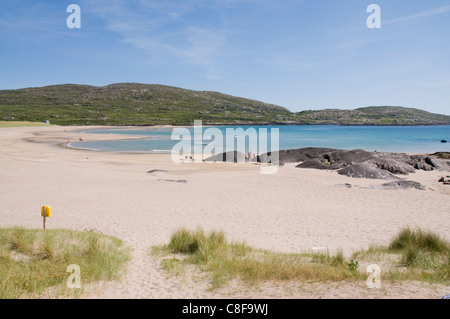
[69,125,450,154]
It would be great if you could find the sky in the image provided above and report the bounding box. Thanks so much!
[0,0,449,115]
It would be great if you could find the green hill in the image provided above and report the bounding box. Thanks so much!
[294,106,450,125]
[0,83,449,126]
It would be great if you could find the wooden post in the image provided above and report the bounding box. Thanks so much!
[43,206,46,230]
[41,205,51,230]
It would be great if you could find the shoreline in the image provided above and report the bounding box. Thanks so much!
[4,121,450,127]
[44,124,449,156]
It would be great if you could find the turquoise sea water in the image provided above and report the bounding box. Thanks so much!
[69,125,450,154]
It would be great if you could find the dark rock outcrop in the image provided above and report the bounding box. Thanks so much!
[337,162,401,180]
[205,151,246,163]
[209,147,450,182]
[279,147,337,164]
[438,175,450,185]
[432,152,450,160]
[283,147,450,180]
[296,158,334,170]
[255,148,336,166]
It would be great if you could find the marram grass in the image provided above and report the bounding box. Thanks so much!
[153,227,364,289]
[353,227,449,285]
[155,227,449,289]
[0,227,130,299]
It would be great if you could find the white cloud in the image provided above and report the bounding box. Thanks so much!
[84,0,229,74]
[384,5,450,25]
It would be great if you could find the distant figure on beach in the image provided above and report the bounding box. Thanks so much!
[79,137,83,142]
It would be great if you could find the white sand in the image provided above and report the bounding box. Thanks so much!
[0,125,449,299]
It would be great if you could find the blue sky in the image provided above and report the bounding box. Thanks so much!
[0,0,449,115]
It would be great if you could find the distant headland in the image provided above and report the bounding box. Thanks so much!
[1,83,449,126]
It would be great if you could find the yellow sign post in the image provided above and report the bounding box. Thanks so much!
[41,205,51,230]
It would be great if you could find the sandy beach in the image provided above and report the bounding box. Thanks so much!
[0,125,449,299]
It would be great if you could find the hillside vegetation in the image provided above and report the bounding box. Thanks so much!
[295,106,450,125]
[1,83,449,126]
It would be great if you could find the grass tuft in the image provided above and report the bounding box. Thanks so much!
[353,227,449,284]
[0,227,131,299]
[389,227,448,253]
[157,228,363,288]
[156,227,450,289]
